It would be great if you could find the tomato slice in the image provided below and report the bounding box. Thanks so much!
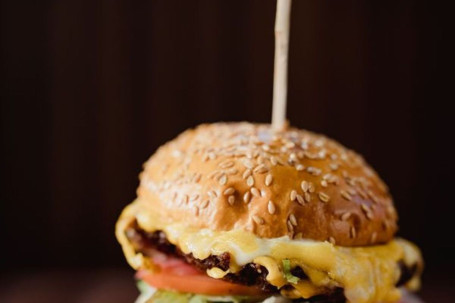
[150,252,201,275]
[137,269,263,296]
[137,249,263,296]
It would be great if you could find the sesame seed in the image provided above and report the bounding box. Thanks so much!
[328,237,336,245]
[386,205,395,216]
[243,169,252,179]
[296,194,305,205]
[182,194,189,204]
[346,178,356,187]
[270,156,278,166]
[330,163,339,171]
[261,189,267,197]
[287,221,294,233]
[243,191,251,203]
[347,188,357,196]
[367,190,374,199]
[315,139,324,147]
[194,206,200,216]
[308,182,315,193]
[358,189,367,199]
[218,174,227,185]
[190,194,200,201]
[350,226,357,238]
[361,204,372,217]
[341,190,352,201]
[303,192,310,202]
[341,212,351,221]
[268,201,276,214]
[296,164,305,171]
[371,232,377,243]
[318,192,330,203]
[252,215,264,225]
[228,195,235,205]
[223,187,235,195]
[289,153,297,161]
[251,187,261,197]
[219,160,234,169]
[201,200,209,209]
[246,175,255,187]
[307,166,321,176]
[254,164,269,174]
[301,181,309,192]
[318,150,326,159]
[305,152,317,159]
[265,174,273,186]
[383,221,390,230]
[208,170,221,179]
[290,190,297,201]
[321,180,328,187]
[226,168,238,175]
[242,159,255,169]
[286,141,296,149]
[289,214,297,226]
[371,195,379,204]
[301,141,309,150]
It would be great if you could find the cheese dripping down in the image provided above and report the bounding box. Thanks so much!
[116,201,422,303]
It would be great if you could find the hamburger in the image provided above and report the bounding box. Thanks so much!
[116,122,423,303]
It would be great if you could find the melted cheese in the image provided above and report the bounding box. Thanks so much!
[116,201,423,303]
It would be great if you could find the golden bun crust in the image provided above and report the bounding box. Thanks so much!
[136,122,397,246]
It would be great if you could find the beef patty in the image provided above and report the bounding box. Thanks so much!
[125,222,417,302]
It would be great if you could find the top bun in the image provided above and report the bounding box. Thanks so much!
[137,122,397,246]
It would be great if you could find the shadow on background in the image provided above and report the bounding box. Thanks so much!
[1,0,452,302]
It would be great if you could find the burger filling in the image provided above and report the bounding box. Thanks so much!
[122,221,420,303]
[116,203,423,303]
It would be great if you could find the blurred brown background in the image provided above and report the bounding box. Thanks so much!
[1,0,453,302]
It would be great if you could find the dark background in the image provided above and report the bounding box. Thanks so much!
[1,0,453,302]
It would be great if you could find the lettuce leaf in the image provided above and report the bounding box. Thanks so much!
[136,280,152,294]
[136,280,270,302]
[139,288,254,303]
[148,290,192,303]
[189,294,250,303]
[282,259,300,284]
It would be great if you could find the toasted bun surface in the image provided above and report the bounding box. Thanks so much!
[137,122,397,246]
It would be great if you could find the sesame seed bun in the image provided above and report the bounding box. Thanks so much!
[136,122,397,246]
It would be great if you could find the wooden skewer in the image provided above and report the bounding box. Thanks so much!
[272,0,292,131]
